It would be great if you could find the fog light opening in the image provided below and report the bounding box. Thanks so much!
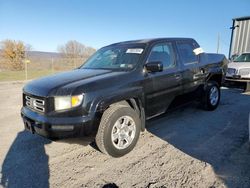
[51,125,74,131]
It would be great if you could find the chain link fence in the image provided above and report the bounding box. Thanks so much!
[0,57,89,81]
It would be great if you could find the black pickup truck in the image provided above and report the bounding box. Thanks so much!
[21,38,228,157]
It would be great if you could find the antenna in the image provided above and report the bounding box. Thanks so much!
[216,33,220,54]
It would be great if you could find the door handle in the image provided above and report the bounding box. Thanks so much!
[175,74,181,80]
[194,68,206,78]
[200,68,205,74]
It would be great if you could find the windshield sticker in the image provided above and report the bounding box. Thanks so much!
[126,48,144,54]
[193,47,204,55]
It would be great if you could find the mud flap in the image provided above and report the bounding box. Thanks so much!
[245,82,250,92]
[249,113,250,147]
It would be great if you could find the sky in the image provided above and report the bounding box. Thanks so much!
[0,0,249,56]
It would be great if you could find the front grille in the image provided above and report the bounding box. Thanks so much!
[227,68,236,75]
[25,95,45,113]
[239,68,250,76]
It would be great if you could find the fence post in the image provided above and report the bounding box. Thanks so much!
[25,60,28,80]
[74,58,77,69]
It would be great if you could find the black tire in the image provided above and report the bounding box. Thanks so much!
[202,81,220,111]
[95,105,141,157]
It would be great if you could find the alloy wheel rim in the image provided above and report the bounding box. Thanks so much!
[111,116,136,150]
[209,86,219,106]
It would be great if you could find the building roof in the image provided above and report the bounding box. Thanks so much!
[233,16,250,21]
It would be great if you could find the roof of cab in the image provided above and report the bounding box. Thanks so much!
[107,38,195,46]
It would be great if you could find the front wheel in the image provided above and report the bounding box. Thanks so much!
[202,81,220,111]
[95,105,141,157]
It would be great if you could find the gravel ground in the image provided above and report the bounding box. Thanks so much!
[0,82,249,188]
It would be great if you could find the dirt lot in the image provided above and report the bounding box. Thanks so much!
[0,82,249,188]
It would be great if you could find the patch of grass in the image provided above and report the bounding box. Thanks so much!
[0,70,62,81]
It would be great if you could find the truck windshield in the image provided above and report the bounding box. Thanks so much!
[234,53,250,62]
[80,45,145,70]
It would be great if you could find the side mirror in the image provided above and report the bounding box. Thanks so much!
[145,61,163,72]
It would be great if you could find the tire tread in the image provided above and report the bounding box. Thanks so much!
[95,105,129,155]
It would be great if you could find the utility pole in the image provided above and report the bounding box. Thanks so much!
[216,33,220,54]
[51,58,54,73]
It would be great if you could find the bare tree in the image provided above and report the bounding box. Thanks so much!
[58,40,85,59]
[84,46,96,58]
[0,39,31,70]
[58,40,96,67]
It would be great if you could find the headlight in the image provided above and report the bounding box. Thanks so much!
[54,94,84,111]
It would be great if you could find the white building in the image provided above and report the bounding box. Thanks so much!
[229,16,250,59]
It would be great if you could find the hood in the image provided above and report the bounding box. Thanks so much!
[23,69,117,96]
[228,62,250,69]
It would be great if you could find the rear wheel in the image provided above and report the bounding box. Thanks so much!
[202,81,220,111]
[95,105,141,157]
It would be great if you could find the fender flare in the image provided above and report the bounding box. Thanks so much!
[91,87,146,131]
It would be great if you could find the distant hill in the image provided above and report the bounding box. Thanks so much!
[27,51,62,59]
[0,50,87,71]
[0,50,62,59]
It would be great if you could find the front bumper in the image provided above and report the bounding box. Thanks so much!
[21,107,95,140]
[224,77,250,91]
[225,75,250,82]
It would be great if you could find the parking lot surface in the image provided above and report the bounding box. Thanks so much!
[0,82,249,188]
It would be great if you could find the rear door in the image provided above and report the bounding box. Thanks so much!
[176,40,206,93]
[143,42,182,117]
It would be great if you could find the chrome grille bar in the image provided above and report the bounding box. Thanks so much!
[239,68,250,76]
[25,95,45,113]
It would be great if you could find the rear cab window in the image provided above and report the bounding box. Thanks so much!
[176,41,199,66]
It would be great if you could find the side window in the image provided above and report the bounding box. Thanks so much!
[147,43,175,70]
[177,42,198,65]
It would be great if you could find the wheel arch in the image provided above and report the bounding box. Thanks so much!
[96,97,146,132]
[206,73,223,87]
